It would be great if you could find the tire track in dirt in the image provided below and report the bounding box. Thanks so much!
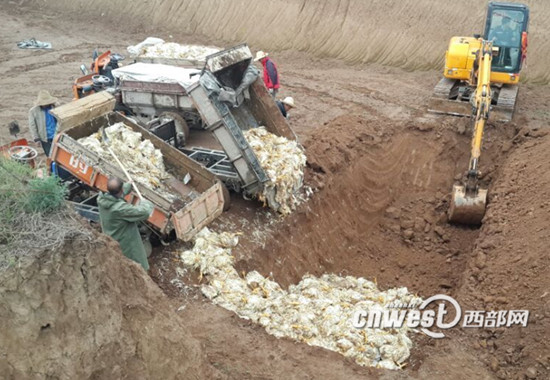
[2,43,109,76]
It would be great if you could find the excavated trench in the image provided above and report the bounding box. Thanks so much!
[215,113,517,296]
[149,111,522,372]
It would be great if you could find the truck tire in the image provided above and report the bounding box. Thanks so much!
[221,183,231,211]
[159,111,190,147]
[143,237,153,258]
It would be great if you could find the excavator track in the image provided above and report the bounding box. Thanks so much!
[491,84,519,122]
[428,78,467,117]
[428,78,518,122]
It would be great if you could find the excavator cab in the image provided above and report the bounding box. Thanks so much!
[484,2,529,74]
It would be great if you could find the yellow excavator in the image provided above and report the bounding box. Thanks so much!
[430,2,530,224]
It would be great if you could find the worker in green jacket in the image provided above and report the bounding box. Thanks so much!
[98,177,154,271]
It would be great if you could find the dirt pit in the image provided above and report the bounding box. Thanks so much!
[154,111,548,379]
[208,112,513,293]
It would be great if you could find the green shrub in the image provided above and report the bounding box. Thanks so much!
[0,158,68,244]
[25,175,68,213]
[0,158,93,270]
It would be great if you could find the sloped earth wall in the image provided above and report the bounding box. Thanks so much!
[22,0,550,84]
[209,113,550,379]
[0,234,209,379]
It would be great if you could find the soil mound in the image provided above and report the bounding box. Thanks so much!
[0,233,208,379]
[23,0,550,84]
[455,131,550,380]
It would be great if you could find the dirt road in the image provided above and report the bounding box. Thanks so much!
[1,2,549,379]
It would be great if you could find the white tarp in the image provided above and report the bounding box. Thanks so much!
[127,37,165,57]
[112,63,200,87]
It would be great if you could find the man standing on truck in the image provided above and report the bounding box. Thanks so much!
[98,177,154,271]
[28,90,58,156]
[255,51,280,97]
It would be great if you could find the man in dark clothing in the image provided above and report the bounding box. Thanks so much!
[255,51,280,98]
[489,17,521,67]
[490,17,520,46]
[276,97,296,119]
[98,177,154,271]
[28,90,59,156]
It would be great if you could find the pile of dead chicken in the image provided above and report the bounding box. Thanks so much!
[244,127,306,215]
[142,42,219,61]
[78,123,175,200]
[180,228,421,370]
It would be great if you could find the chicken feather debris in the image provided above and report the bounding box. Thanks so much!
[244,127,306,215]
[78,122,181,201]
[180,228,422,370]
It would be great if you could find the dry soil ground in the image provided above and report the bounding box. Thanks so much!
[1,2,549,380]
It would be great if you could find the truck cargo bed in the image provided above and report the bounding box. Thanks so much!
[115,44,298,197]
[134,56,205,68]
[50,110,225,241]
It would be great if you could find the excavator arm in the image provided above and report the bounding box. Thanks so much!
[448,39,494,224]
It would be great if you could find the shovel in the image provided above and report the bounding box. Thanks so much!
[100,127,143,200]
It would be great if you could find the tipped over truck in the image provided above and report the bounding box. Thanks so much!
[49,92,227,242]
[113,44,301,202]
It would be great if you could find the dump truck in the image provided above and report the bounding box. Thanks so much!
[112,62,202,143]
[111,62,242,190]
[49,92,227,242]
[186,44,297,196]
[112,43,297,196]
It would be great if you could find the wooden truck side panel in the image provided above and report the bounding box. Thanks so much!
[246,79,297,141]
[50,110,224,241]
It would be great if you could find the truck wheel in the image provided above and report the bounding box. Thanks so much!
[221,183,231,211]
[159,111,190,147]
[143,237,153,258]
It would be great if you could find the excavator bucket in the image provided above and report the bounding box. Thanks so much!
[448,184,488,225]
